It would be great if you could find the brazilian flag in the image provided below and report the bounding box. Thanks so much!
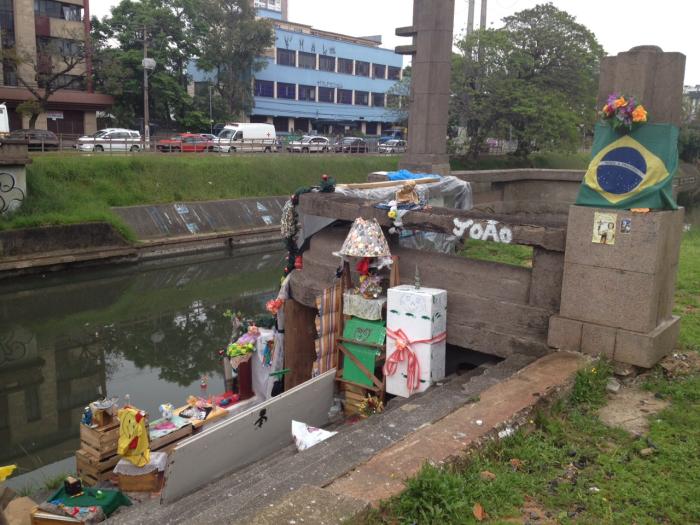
[576,123,678,210]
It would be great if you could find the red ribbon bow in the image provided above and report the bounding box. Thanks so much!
[383,328,446,393]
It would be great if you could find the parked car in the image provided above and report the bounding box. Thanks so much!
[286,136,330,153]
[378,139,407,154]
[378,128,405,143]
[8,129,59,151]
[199,133,217,141]
[77,128,141,152]
[213,123,276,153]
[157,133,215,153]
[334,137,368,153]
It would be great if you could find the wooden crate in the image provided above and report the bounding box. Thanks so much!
[75,448,119,486]
[117,470,163,493]
[79,420,120,460]
[342,383,368,416]
[149,421,193,452]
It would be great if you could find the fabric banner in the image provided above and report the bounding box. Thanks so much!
[313,282,342,377]
[576,123,679,210]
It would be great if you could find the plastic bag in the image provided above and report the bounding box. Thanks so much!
[291,420,337,452]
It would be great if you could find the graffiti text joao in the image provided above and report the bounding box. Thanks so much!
[453,218,513,244]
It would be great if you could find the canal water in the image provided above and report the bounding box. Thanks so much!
[0,249,284,486]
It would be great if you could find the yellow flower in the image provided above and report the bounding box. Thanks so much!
[613,97,627,109]
[388,210,397,219]
[632,105,648,123]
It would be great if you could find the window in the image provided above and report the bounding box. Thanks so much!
[277,48,296,67]
[355,90,369,106]
[34,0,82,21]
[388,66,401,80]
[318,86,334,103]
[372,64,386,79]
[298,51,316,70]
[338,58,353,75]
[298,85,316,101]
[3,60,17,86]
[372,93,385,107]
[255,79,274,97]
[355,61,369,77]
[338,89,353,104]
[37,36,83,56]
[277,82,296,99]
[319,55,335,72]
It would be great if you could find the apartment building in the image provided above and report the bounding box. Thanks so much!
[190,0,405,136]
[0,0,112,135]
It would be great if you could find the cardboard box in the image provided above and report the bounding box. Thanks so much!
[385,285,447,398]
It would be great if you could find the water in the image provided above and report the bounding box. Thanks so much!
[0,249,284,484]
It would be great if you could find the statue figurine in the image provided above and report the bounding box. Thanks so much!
[81,406,93,426]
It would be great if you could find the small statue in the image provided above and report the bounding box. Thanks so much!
[395,180,420,205]
[81,406,93,426]
[159,403,174,420]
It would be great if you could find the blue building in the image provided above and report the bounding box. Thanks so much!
[190,0,405,136]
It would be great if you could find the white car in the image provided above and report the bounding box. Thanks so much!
[378,139,407,154]
[286,136,330,153]
[77,129,142,152]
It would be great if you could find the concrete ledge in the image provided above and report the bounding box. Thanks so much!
[325,351,585,506]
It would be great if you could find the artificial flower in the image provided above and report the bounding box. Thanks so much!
[388,209,397,219]
[602,104,613,116]
[632,105,648,123]
[613,96,627,109]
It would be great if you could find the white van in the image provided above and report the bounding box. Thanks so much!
[214,123,276,153]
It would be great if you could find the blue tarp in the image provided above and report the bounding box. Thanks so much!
[385,169,441,181]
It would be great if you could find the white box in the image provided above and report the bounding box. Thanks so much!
[385,285,447,398]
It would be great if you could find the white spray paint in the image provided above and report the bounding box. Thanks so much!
[453,217,513,244]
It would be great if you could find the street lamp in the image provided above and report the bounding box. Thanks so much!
[142,55,156,150]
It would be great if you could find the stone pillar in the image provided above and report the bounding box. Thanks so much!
[395,0,454,175]
[0,139,30,215]
[548,46,686,368]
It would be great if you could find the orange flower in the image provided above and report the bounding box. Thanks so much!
[632,105,648,123]
[613,96,627,109]
[602,104,614,116]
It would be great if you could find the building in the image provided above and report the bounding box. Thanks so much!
[684,85,700,121]
[0,0,112,134]
[190,0,405,136]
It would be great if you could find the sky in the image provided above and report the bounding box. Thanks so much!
[91,0,700,85]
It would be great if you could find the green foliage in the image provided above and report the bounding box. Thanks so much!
[452,3,603,159]
[673,228,700,351]
[679,126,700,163]
[569,358,613,408]
[196,0,274,118]
[0,155,399,234]
[459,239,532,267]
[450,151,590,170]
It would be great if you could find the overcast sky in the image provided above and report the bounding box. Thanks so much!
[92,0,700,85]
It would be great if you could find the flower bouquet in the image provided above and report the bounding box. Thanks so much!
[601,93,648,133]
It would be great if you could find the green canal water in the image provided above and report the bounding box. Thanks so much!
[0,249,284,485]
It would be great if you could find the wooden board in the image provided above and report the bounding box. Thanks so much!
[31,509,85,524]
[283,298,318,391]
[161,369,336,504]
[174,404,228,430]
[75,449,119,486]
[118,471,163,493]
[336,177,438,189]
[149,420,193,451]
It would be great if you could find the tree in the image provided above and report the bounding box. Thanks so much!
[196,0,274,119]
[3,35,86,128]
[452,3,604,158]
[91,0,205,130]
[386,68,411,128]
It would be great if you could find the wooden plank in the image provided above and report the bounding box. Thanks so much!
[298,193,566,251]
[283,298,318,391]
[336,177,438,190]
[161,369,336,504]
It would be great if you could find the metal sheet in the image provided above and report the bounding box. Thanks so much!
[161,369,336,503]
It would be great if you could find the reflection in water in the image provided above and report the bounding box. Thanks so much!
[0,250,283,477]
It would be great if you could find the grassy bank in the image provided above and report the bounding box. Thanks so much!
[362,229,700,525]
[2,154,400,236]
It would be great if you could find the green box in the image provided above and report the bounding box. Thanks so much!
[341,317,385,387]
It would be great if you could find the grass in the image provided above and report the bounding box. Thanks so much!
[460,239,533,267]
[1,154,400,237]
[360,229,700,525]
[450,151,590,171]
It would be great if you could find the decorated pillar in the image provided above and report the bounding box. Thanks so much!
[548,46,686,368]
[0,138,31,216]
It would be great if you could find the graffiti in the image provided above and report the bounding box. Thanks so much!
[0,172,24,214]
[453,218,513,244]
[0,329,33,366]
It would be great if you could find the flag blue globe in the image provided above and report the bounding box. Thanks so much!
[596,147,647,195]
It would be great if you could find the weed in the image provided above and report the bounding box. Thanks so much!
[569,358,613,408]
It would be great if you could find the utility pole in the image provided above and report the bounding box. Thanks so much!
[466,0,475,35]
[480,0,487,30]
[143,28,149,149]
[209,84,213,135]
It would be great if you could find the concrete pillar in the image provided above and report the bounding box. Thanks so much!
[597,46,686,127]
[84,111,97,135]
[396,0,454,176]
[14,0,37,88]
[361,121,367,135]
[549,46,686,368]
[266,116,274,124]
[287,117,294,132]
